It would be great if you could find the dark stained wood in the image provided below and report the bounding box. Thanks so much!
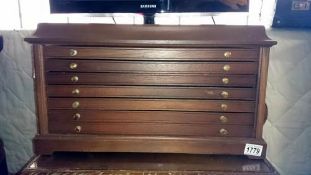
[48,98,255,112]
[46,59,258,74]
[25,23,277,47]
[32,45,49,134]
[48,110,254,125]
[49,122,253,137]
[255,48,271,138]
[47,85,256,100]
[18,153,279,175]
[32,135,267,157]
[25,24,276,157]
[44,47,259,61]
[47,73,257,87]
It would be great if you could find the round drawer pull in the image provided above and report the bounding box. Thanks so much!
[224,51,232,58]
[69,63,78,70]
[222,77,229,84]
[223,65,231,72]
[69,49,78,56]
[219,115,228,123]
[72,101,80,109]
[72,89,80,95]
[221,91,229,98]
[71,76,79,82]
[219,128,229,136]
[73,113,81,120]
[75,126,82,133]
[221,104,228,111]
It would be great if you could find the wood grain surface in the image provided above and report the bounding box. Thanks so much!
[48,122,253,137]
[46,59,258,74]
[47,73,257,87]
[48,98,255,112]
[47,85,256,100]
[44,47,259,60]
[48,110,254,125]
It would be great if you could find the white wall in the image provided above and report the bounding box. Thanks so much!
[265,29,311,175]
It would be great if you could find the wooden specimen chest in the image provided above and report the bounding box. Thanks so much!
[25,24,276,157]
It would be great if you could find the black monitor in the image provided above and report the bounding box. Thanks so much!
[50,0,249,14]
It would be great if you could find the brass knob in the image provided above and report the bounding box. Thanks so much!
[219,115,228,123]
[71,76,79,82]
[219,128,229,136]
[222,77,229,84]
[221,91,229,98]
[221,104,228,111]
[224,51,232,58]
[69,49,78,56]
[72,89,80,95]
[72,101,80,109]
[69,63,78,70]
[223,65,231,72]
[75,126,82,133]
[73,113,81,120]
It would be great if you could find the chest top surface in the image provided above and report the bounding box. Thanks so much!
[25,23,276,47]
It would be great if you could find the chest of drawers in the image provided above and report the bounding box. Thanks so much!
[25,24,276,158]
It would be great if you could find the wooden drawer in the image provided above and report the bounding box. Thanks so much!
[45,60,258,74]
[46,73,257,87]
[48,98,255,112]
[44,47,259,61]
[48,122,254,137]
[47,85,256,100]
[48,110,254,125]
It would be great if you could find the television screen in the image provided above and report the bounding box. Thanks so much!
[50,0,249,14]
[169,0,249,13]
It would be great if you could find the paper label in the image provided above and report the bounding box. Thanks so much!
[244,143,263,157]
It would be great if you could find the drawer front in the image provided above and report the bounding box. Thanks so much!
[45,60,258,74]
[44,47,258,61]
[48,98,255,112]
[48,110,254,125]
[43,46,260,139]
[47,85,256,100]
[48,122,253,137]
[46,73,257,87]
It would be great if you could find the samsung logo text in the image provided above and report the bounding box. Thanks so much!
[140,4,157,9]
